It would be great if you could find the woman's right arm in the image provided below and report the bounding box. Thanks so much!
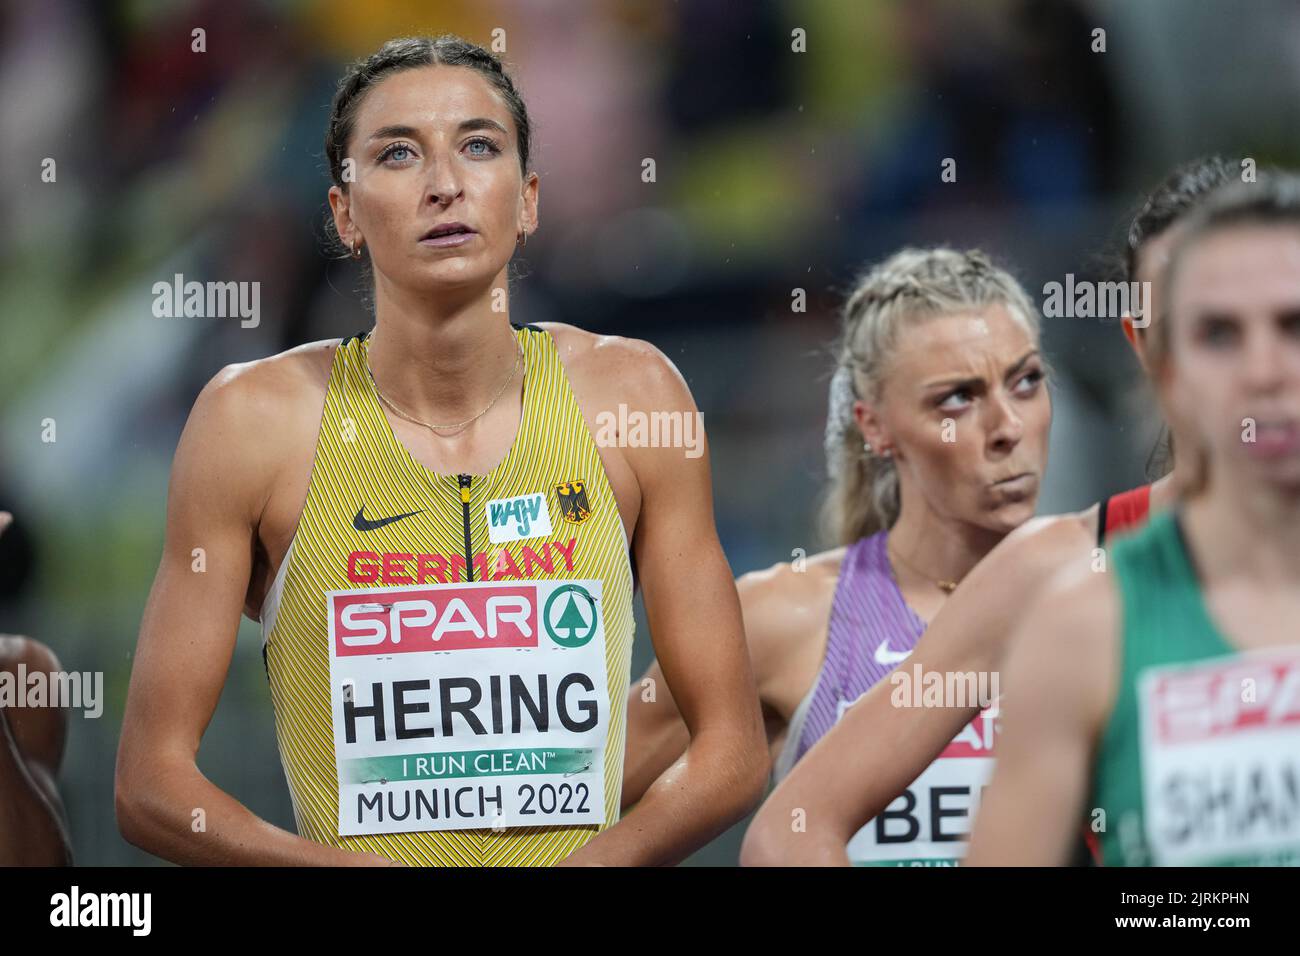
[964,564,1117,866]
[621,562,819,810]
[740,513,1096,866]
[114,363,393,866]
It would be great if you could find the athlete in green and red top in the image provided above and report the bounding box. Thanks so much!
[744,157,1238,866]
[969,173,1300,866]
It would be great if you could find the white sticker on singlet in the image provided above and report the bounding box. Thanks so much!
[485,492,554,544]
[846,703,999,866]
[327,579,609,836]
[1139,651,1300,866]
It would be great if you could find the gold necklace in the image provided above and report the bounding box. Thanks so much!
[886,539,960,594]
[364,329,524,434]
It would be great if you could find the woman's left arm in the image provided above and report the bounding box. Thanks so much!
[559,337,769,866]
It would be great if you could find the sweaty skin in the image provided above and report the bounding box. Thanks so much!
[738,475,1176,866]
[966,485,1300,865]
[115,325,768,866]
[118,58,767,867]
[625,304,1051,813]
[739,224,1189,867]
[623,550,843,806]
[961,554,1118,865]
[967,224,1300,865]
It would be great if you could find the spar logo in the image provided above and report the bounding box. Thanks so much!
[1149,654,1300,744]
[330,581,603,656]
[937,704,1000,758]
[544,584,598,648]
[332,584,540,656]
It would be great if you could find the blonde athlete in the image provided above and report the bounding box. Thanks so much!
[625,248,1051,865]
[742,157,1241,866]
[968,175,1300,866]
[116,36,767,867]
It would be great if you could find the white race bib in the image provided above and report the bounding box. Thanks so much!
[847,703,999,866]
[1139,651,1300,866]
[327,579,609,836]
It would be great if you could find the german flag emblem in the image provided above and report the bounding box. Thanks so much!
[555,480,592,525]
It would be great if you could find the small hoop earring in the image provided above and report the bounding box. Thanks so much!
[862,441,873,454]
[517,230,528,249]
[351,239,362,259]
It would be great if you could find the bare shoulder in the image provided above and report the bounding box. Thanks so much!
[186,339,338,454]
[200,338,337,413]
[1027,555,1121,640]
[537,322,688,407]
[0,635,62,674]
[915,509,1100,674]
[173,339,340,523]
[739,548,845,605]
[1004,506,1097,551]
[1004,554,1121,729]
[978,507,1099,585]
[736,548,844,665]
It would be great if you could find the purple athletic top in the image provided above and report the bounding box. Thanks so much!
[782,531,925,772]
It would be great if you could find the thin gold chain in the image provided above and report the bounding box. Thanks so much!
[886,538,960,594]
[364,329,524,434]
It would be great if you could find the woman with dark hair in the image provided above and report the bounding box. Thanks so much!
[116,36,767,867]
[741,156,1246,866]
[968,173,1300,866]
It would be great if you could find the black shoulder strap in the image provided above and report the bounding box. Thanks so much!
[1096,495,1110,548]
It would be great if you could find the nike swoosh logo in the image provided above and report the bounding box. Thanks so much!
[874,640,912,666]
[352,506,423,532]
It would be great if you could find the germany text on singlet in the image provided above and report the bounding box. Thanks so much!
[259,326,635,866]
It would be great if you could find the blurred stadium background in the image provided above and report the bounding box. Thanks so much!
[2,0,1298,865]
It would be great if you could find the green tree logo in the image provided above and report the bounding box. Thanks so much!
[544,585,599,647]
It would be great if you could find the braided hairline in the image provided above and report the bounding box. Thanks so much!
[326,36,530,188]
[837,248,1033,399]
[844,250,1000,311]
[820,246,1040,542]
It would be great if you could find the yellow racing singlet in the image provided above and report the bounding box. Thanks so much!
[259,324,635,865]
